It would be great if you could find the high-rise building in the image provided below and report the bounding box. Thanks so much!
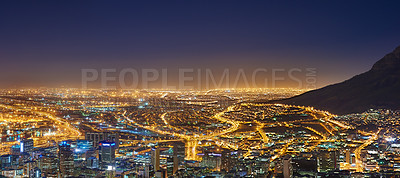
[73,140,93,162]
[345,149,351,164]
[10,144,21,155]
[85,148,97,163]
[86,157,99,169]
[144,164,150,178]
[166,156,174,176]
[98,140,116,170]
[0,154,19,169]
[20,139,34,153]
[31,167,41,178]
[283,156,293,178]
[23,160,37,177]
[292,157,317,175]
[318,150,338,172]
[151,147,160,172]
[41,146,58,157]
[85,132,119,149]
[38,155,58,177]
[221,150,239,172]
[201,151,222,171]
[154,170,163,178]
[173,141,185,169]
[58,141,74,177]
[75,140,93,153]
[345,148,356,165]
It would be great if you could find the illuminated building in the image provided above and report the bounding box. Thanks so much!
[151,147,160,172]
[221,150,239,172]
[23,160,36,177]
[98,140,116,170]
[10,144,20,155]
[318,150,338,172]
[292,157,317,176]
[173,141,185,171]
[85,132,119,148]
[201,151,222,171]
[20,139,34,154]
[167,156,174,176]
[0,168,24,177]
[58,141,74,177]
[31,167,41,178]
[38,155,58,177]
[75,140,93,153]
[0,154,19,169]
[144,164,151,178]
[155,170,163,178]
[74,167,101,177]
[73,140,93,162]
[283,156,293,178]
[86,157,99,169]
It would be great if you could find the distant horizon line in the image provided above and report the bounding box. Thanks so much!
[0,87,313,91]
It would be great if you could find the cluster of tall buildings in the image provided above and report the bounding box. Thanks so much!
[0,132,120,177]
[147,142,186,178]
[0,131,191,178]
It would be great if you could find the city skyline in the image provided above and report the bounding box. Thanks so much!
[1,1,400,178]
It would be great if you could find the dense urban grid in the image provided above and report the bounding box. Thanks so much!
[0,88,398,177]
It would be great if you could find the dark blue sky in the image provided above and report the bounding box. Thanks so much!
[1,1,400,88]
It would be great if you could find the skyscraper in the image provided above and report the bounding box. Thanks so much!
[85,132,119,149]
[20,139,34,154]
[221,149,239,172]
[283,156,293,178]
[318,150,338,172]
[31,167,41,178]
[0,154,19,169]
[151,147,160,172]
[58,141,74,177]
[201,151,222,171]
[38,155,58,177]
[167,156,174,176]
[73,140,93,162]
[75,140,93,153]
[173,141,185,167]
[98,140,116,170]
[86,156,99,169]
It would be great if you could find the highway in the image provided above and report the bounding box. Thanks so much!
[355,128,382,172]
[0,103,82,152]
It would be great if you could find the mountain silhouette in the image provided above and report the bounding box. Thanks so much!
[274,45,400,114]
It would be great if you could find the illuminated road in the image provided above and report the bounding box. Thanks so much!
[0,104,82,152]
[355,128,381,172]
[119,139,184,147]
[0,88,361,173]
[122,105,241,160]
[254,120,269,143]
[270,139,294,162]
[160,112,170,126]
[119,103,351,163]
[304,126,327,140]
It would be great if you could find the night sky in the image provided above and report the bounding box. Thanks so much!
[1,1,400,88]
